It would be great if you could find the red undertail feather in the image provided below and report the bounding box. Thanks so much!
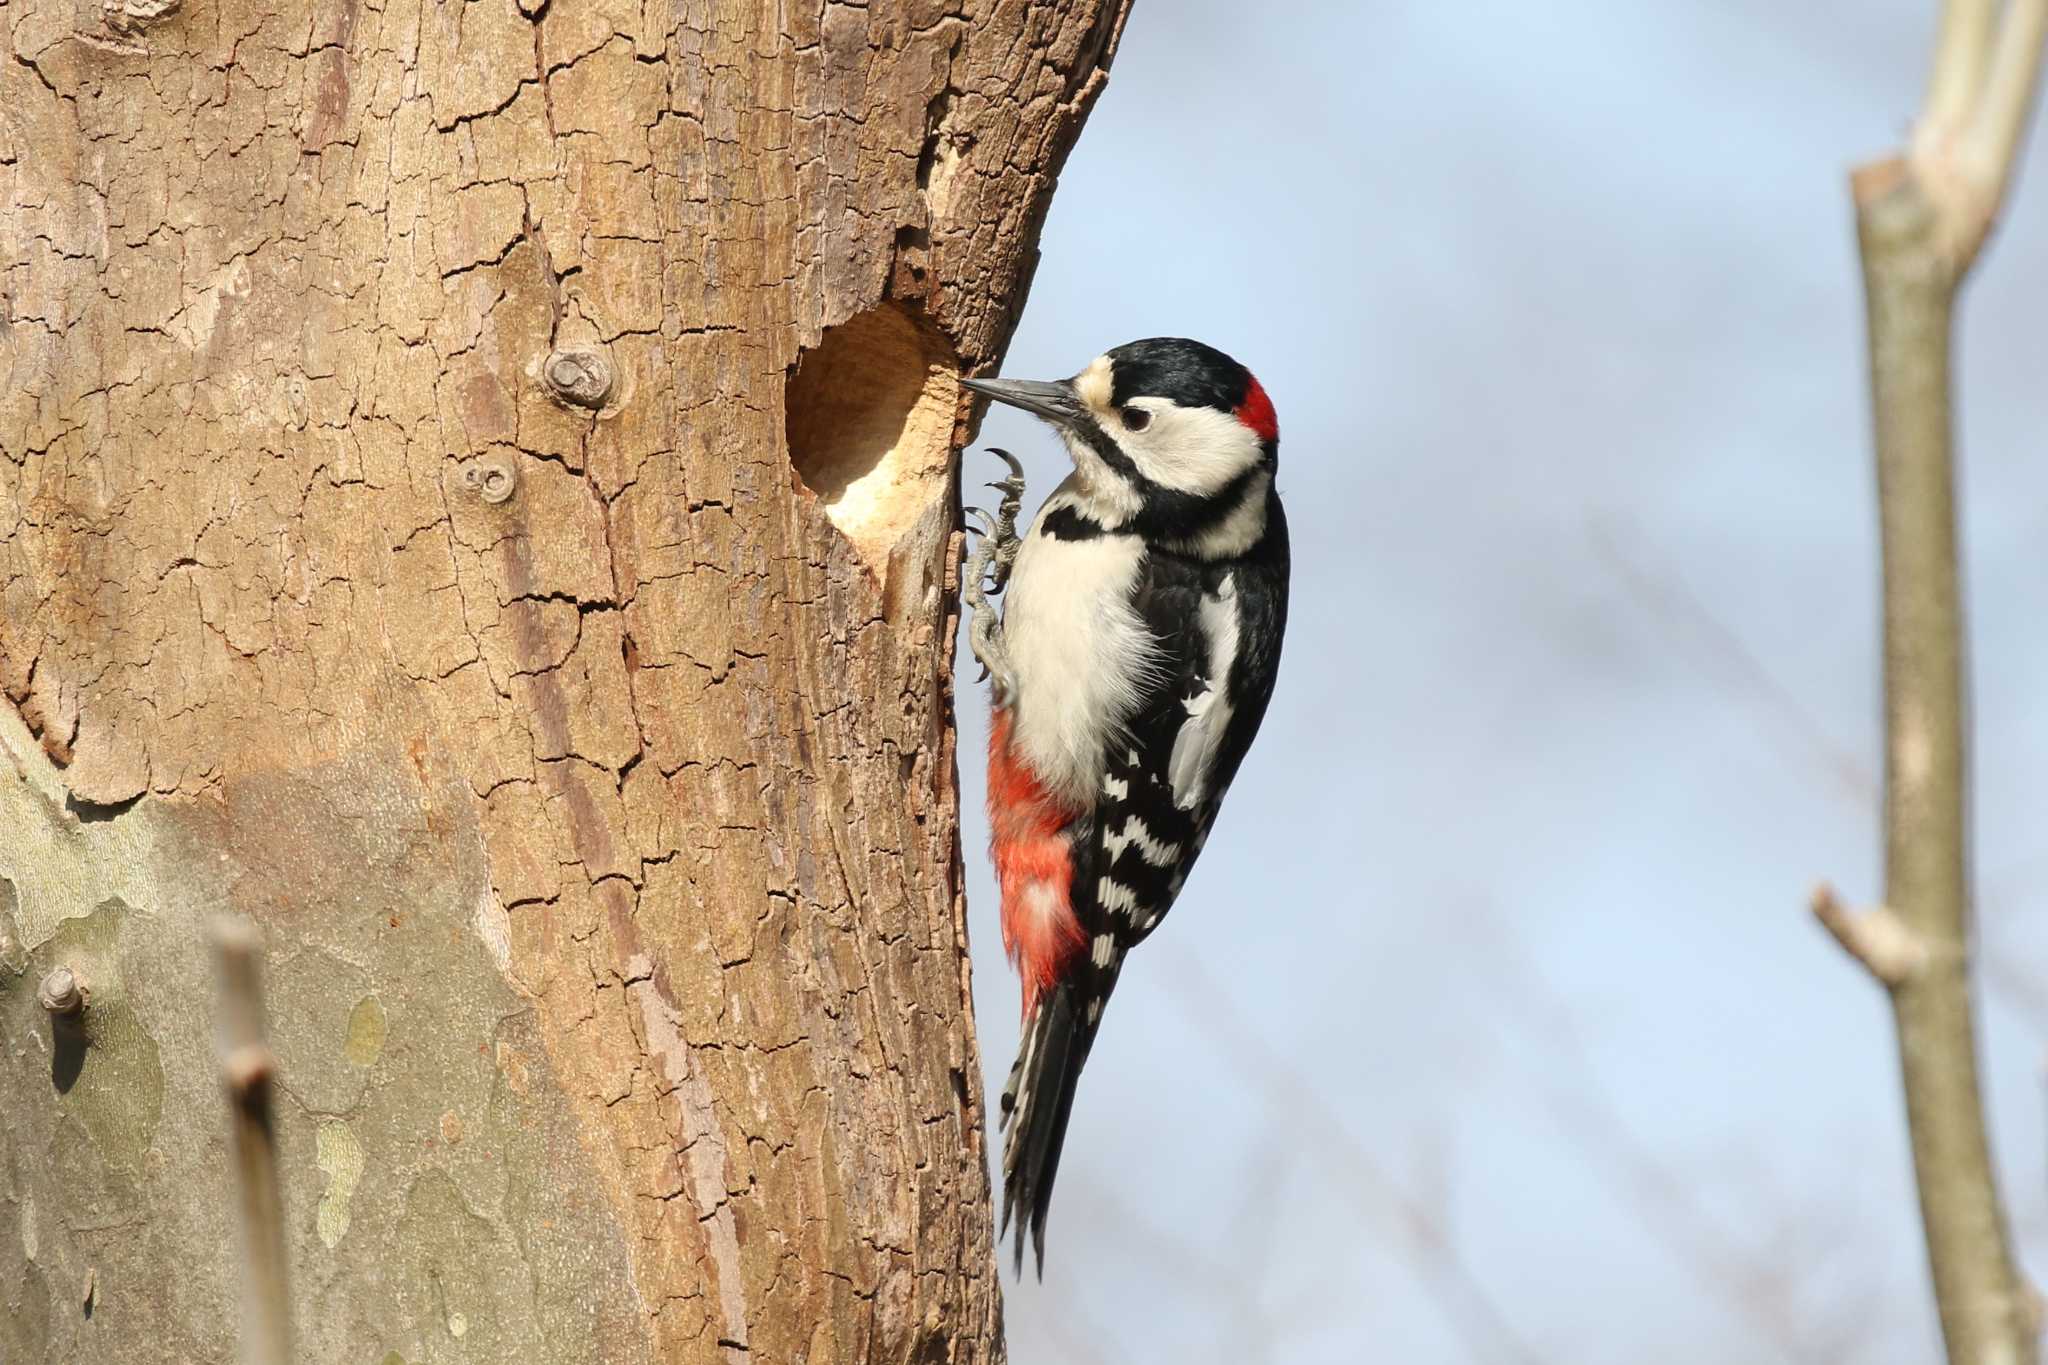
[1235,374,1278,444]
[988,707,1085,1017]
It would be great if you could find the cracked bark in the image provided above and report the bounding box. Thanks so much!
[0,2,1133,1361]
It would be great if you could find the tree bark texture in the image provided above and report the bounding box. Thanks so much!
[0,2,1131,1361]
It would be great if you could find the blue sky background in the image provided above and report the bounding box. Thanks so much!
[954,4,2048,1361]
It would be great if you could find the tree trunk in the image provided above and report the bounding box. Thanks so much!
[0,2,1130,1360]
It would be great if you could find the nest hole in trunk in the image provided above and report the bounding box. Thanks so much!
[785,301,960,575]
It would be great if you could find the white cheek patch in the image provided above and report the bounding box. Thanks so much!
[1120,400,1264,497]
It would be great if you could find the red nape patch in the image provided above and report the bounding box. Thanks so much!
[1235,375,1279,444]
[988,707,1087,1017]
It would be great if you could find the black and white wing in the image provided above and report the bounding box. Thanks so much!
[1000,505,1289,1270]
[1092,518,1289,963]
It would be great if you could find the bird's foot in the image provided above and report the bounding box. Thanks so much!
[963,449,1027,701]
[983,447,1026,597]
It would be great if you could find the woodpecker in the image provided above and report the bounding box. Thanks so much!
[960,337,1289,1273]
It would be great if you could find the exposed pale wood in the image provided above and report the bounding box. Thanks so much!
[0,2,1133,1359]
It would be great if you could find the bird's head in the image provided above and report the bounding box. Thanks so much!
[963,337,1277,548]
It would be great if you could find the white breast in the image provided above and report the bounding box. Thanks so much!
[1001,494,1157,809]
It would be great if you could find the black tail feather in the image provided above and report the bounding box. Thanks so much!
[999,981,1094,1277]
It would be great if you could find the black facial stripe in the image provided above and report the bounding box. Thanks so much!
[1071,416,1264,538]
[1072,412,1147,484]
[1132,465,1262,540]
[1105,337,1253,414]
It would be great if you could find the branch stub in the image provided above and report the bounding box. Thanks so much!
[459,456,519,505]
[544,349,614,409]
[1810,883,1929,988]
[37,966,85,1015]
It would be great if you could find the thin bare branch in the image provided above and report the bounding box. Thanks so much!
[214,918,290,1365]
[1966,0,2048,205]
[1921,0,1997,145]
[1841,6,2048,1355]
[1589,515,2048,1034]
[1901,0,2048,268]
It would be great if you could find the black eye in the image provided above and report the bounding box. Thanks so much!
[1120,406,1151,431]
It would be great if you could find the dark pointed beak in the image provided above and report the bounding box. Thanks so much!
[961,376,1084,426]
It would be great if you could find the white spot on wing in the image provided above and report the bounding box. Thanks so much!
[1122,815,1180,867]
[1091,934,1116,967]
[1168,574,1241,810]
[1097,878,1139,917]
[1006,999,1050,1156]
[1103,774,1129,800]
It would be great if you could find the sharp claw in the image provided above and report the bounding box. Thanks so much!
[962,446,1024,697]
